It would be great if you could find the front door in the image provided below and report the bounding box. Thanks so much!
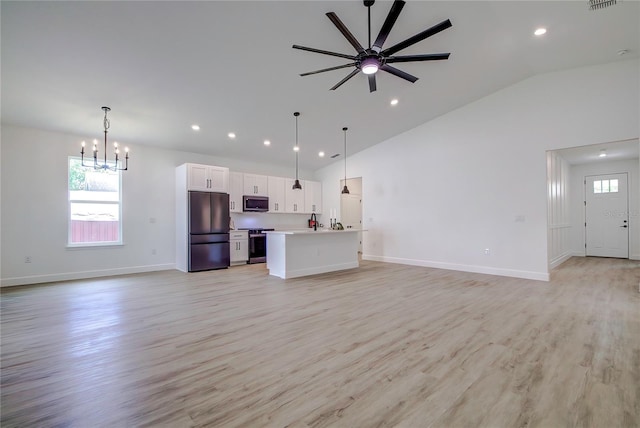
[585,173,629,258]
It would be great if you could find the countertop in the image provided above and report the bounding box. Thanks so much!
[266,229,365,235]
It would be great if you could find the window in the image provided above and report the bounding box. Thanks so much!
[593,179,619,194]
[68,157,122,245]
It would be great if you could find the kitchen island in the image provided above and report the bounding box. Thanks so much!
[265,229,362,279]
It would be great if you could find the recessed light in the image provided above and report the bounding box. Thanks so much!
[534,28,547,36]
[191,124,200,131]
[263,140,271,146]
[599,150,607,158]
[228,132,236,139]
[318,151,325,157]
[293,146,300,152]
[390,99,399,106]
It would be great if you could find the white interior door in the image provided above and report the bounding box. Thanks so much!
[341,193,362,253]
[585,173,629,258]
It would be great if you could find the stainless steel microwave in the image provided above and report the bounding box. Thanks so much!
[243,195,269,212]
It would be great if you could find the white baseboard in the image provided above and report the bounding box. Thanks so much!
[570,251,639,261]
[0,263,176,287]
[549,252,573,269]
[362,255,549,282]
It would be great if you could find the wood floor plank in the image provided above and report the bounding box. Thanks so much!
[1,257,639,427]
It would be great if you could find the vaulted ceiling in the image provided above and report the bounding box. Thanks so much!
[2,1,638,170]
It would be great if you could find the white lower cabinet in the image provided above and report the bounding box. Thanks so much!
[230,230,248,265]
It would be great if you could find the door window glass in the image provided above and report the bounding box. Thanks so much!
[593,179,619,194]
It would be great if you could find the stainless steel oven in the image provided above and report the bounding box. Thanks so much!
[241,228,274,263]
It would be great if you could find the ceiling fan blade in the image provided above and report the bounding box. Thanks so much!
[385,53,450,63]
[372,0,405,53]
[326,12,366,54]
[293,45,357,60]
[380,64,418,83]
[331,69,360,90]
[368,74,377,92]
[381,19,452,57]
[300,63,357,76]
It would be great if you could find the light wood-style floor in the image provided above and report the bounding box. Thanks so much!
[1,257,639,427]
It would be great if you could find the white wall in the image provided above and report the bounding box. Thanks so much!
[547,151,572,268]
[568,158,639,259]
[316,59,639,281]
[0,125,313,286]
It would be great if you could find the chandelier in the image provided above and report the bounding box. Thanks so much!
[81,106,129,171]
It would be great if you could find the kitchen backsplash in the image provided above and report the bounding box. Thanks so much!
[231,212,322,230]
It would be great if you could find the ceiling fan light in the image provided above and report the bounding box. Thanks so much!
[361,57,379,74]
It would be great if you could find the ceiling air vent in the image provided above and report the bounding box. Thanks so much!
[589,0,617,10]
[331,153,341,159]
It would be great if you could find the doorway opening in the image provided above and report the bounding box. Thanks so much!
[546,138,639,269]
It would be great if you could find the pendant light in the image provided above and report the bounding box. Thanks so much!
[292,112,302,190]
[341,127,350,194]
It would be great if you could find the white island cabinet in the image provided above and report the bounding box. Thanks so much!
[265,229,362,279]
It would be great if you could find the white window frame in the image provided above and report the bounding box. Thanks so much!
[67,156,123,247]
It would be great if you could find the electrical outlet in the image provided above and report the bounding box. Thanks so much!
[484,249,491,255]
[24,256,32,263]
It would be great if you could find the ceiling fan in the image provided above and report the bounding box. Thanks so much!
[293,0,452,92]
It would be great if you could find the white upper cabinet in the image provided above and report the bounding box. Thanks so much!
[268,176,286,213]
[304,180,322,214]
[243,174,268,196]
[284,178,305,213]
[186,163,229,193]
[229,171,244,212]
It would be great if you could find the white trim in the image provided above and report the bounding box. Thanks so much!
[362,255,549,282]
[549,252,573,269]
[572,251,586,257]
[630,253,640,261]
[0,263,175,287]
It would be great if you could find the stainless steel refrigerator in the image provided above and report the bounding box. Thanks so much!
[189,191,230,271]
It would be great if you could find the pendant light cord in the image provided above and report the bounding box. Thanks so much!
[295,113,299,180]
[342,127,350,194]
[344,128,347,181]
